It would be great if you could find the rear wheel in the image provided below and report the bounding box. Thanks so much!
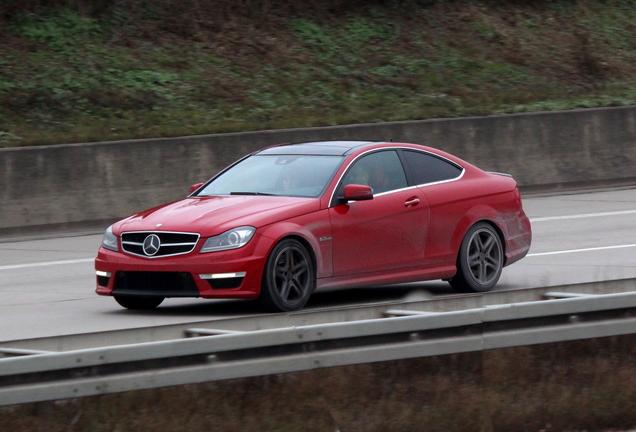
[114,295,164,310]
[449,222,503,293]
[259,239,315,312]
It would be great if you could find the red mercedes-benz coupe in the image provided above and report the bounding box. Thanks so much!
[95,141,531,312]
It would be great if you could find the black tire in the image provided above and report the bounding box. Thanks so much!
[114,295,164,310]
[449,222,503,293]
[259,239,315,312]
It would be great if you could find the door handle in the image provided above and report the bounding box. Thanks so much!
[404,198,420,207]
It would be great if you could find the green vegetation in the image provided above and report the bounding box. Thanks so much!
[1,0,636,147]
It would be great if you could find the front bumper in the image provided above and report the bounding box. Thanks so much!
[95,245,267,299]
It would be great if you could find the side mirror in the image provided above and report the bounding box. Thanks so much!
[189,183,204,194]
[343,184,373,201]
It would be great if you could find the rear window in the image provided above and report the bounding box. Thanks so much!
[403,150,462,185]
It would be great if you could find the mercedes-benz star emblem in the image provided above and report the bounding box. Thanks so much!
[142,234,161,256]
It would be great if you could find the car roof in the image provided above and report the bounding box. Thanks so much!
[256,141,380,156]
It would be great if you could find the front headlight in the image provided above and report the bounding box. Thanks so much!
[101,225,119,252]
[200,226,256,253]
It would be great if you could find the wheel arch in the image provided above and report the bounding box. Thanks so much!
[257,222,322,279]
[479,219,507,264]
[278,234,318,279]
[450,205,508,263]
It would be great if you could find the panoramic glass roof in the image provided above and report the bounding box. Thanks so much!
[257,141,377,156]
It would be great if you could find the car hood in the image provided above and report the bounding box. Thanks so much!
[115,195,321,237]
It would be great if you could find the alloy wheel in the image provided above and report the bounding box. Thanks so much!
[272,245,311,303]
[466,228,503,286]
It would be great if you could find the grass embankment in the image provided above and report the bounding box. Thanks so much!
[1,0,636,147]
[2,336,636,431]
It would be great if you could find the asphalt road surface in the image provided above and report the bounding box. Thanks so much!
[1,187,636,342]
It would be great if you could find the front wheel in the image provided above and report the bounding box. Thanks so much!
[114,295,164,310]
[449,222,503,293]
[259,239,315,312]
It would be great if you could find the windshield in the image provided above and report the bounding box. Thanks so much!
[197,154,345,198]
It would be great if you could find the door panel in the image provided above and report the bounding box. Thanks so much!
[329,188,430,276]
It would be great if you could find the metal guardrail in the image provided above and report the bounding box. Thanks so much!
[2,290,636,406]
[4,277,636,354]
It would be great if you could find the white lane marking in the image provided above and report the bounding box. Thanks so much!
[4,244,636,268]
[528,244,636,257]
[531,209,636,222]
[2,219,636,269]
[0,258,94,271]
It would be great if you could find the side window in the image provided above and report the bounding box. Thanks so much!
[404,150,462,185]
[341,150,408,194]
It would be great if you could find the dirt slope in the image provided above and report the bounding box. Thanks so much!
[1,0,635,146]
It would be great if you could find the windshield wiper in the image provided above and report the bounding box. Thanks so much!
[230,191,275,196]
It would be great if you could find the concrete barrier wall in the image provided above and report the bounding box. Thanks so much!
[2,106,636,236]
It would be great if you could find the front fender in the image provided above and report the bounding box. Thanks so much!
[258,211,332,279]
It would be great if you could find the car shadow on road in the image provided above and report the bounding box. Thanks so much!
[104,281,456,317]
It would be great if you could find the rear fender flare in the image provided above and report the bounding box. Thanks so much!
[451,205,508,262]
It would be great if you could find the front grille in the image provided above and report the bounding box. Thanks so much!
[121,231,200,258]
[113,271,199,297]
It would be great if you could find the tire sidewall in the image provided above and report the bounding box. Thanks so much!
[455,222,503,292]
[261,238,315,312]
